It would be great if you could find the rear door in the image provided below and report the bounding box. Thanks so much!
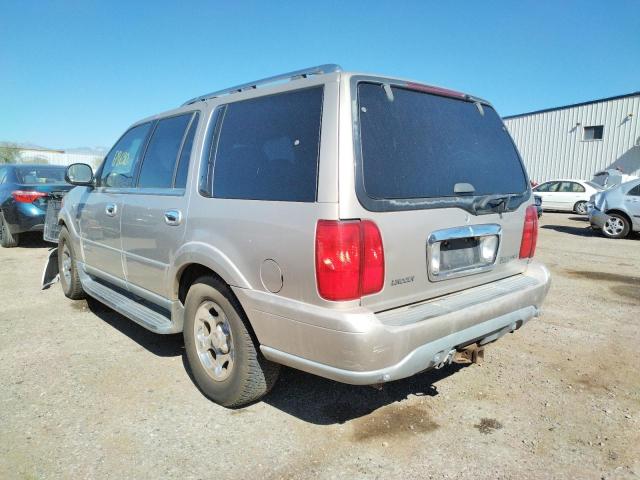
[120,112,199,298]
[80,122,152,281]
[346,80,531,311]
[556,181,585,211]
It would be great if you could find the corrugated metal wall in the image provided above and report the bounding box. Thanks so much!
[504,94,640,182]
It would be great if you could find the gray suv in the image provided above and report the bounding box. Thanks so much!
[45,65,550,407]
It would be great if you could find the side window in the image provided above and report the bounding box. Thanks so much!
[627,184,640,196]
[559,182,581,193]
[174,113,199,189]
[210,86,323,202]
[0,167,7,184]
[138,113,192,189]
[100,123,152,188]
[534,182,550,192]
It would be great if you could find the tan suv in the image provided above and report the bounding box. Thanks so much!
[45,64,551,407]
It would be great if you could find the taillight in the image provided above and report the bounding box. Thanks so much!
[315,220,385,301]
[519,205,539,259]
[12,190,47,203]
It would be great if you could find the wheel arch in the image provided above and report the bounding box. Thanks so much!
[573,200,588,213]
[175,262,262,347]
[605,209,632,226]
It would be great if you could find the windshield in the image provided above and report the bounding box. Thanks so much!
[357,83,527,200]
[15,166,66,184]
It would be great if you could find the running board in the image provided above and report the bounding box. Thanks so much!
[78,269,181,334]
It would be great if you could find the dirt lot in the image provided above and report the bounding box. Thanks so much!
[1,212,638,480]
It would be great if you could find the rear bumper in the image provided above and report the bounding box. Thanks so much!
[234,262,551,385]
[589,208,608,229]
[2,204,45,234]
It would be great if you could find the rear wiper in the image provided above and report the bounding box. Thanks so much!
[471,194,512,214]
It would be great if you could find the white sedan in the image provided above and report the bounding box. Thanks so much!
[533,179,603,215]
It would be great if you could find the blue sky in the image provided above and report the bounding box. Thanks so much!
[1,0,638,149]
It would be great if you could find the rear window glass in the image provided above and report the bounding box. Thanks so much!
[15,166,66,184]
[357,83,527,200]
[211,87,323,202]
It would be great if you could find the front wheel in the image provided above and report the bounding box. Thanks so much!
[183,276,280,407]
[602,214,630,239]
[574,201,588,215]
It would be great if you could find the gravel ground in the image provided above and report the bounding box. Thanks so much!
[1,212,639,480]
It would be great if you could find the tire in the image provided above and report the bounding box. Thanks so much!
[183,276,280,407]
[574,201,588,215]
[601,213,630,239]
[0,212,19,248]
[58,226,86,299]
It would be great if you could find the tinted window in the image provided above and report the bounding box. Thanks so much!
[534,182,551,192]
[174,113,199,189]
[0,168,7,184]
[628,184,640,196]
[211,87,323,201]
[15,166,66,184]
[138,114,192,189]
[101,123,152,188]
[357,83,527,200]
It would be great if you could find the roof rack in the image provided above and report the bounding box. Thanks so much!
[182,64,342,106]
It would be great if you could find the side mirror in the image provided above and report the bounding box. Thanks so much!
[65,163,94,186]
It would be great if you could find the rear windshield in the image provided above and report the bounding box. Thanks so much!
[357,83,527,200]
[15,166,66,184]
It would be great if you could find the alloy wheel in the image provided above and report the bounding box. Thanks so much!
[193,300,234,381]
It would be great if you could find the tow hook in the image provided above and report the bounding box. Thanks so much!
[453,344,485,365]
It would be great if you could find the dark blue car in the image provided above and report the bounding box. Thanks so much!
[0,164,73,247]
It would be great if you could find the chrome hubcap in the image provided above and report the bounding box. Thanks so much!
[194,301,234,381]
[62,244,72,284]
[604,217,624,236]
[576,203,587,214]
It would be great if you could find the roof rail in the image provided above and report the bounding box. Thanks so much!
[182,64,342,106]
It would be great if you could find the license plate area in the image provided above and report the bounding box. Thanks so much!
[427,224,501,281]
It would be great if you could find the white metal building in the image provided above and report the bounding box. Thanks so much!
[503,92,640,183]
[11,146,104,168]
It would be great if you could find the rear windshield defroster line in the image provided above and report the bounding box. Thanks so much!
[354,81,529,212]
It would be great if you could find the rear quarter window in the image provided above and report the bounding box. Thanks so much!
[209,86,323,202]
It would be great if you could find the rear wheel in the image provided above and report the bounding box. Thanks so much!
[183,276,280,407]
[0,212,19,248]
[602,213,630,239]
[58,226,85,299]
[574,201,588,215]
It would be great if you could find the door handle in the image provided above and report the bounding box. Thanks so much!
[164,210,182,226]
[105,203,117,216]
